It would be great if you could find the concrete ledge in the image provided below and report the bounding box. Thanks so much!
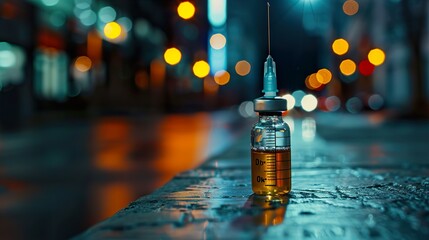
[76,119,429,239]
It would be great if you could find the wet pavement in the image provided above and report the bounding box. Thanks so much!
[76,114,429,239]
[0,111,241,240]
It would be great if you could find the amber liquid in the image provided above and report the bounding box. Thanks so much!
[251,149,291,195]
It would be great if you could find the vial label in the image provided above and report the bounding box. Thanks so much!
[251,149,291,195]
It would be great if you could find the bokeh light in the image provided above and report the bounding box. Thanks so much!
[325,96,341,112]
[316,68,332,84]
[0,50,16,68]
[301,94,318,112]
[177,1,195,20]
[79,9,97,26]
[346,97,363,113]
[214,70,230,85]
[49,11,66,27]
[134,19,151,39]
[343,0,359,16]
[281,94,296,111]
[209,36,226,74]
[340,59,357,76]
[193,60,210,78]
[203,75,219,94]
[238,101,256,118]
[306,73,322,90]
[305,77,311,90]
[358,59,375,76]
[292,90,306,107]
[332,38,349,55]
[235,60,251,76]
[74,56,92,72]
[208,0,227,27]
[75,0,91,10]
[117,17,133,32]
[0,42,16,68]
[163,48,182,66]
[209,33,226,50]
[98,6,116,23]
[104,22,122,39]
[368,94,384,110]
[368,48,386,66]
[41,0,59,7]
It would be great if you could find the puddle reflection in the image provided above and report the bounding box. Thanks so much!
[302,117,316,142]
[245,194,289,226]
[89,114,215,224]
[153,113,212,173]
[93,119,132,171]
[232,194,289,229]
[90,182,134,223]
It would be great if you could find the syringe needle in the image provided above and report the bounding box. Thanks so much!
[267,0,271,55]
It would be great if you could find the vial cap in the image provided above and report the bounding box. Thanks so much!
[254,97,287,112]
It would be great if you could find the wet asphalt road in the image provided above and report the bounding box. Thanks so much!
[0,111,241,240]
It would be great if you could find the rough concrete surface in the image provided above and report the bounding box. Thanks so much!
[76,116,429,239]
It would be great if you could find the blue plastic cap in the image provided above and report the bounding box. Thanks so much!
[262,55,278,98]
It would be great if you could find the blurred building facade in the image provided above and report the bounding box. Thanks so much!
[0,0,267,130]
[1,0,429,130]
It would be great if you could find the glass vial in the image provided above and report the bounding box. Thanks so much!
[251,112,291,195]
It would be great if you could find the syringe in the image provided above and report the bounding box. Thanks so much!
[250,0,292,195]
